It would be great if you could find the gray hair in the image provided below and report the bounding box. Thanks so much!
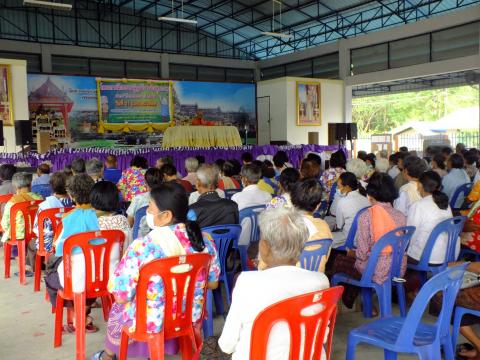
[258,207,309,261]
[197,164,219,188]
[375,158,390,173]
[346,158,368,180]
[12,172,33,190]
[240,163,262,184]
[85,158,104,177]
[185,157,199,173]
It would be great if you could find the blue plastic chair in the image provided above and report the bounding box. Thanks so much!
[132,206,147,240]
[336,206,370,251]
[459,247,480,261]
[238,205,266,271]
[224,189,241,200]
[332,226,415,318]
[299,239,332,272]
[450,183,473,211]
[346,263,468,360]
[31,184,52,198]
[453,306,480,350]
[407,216,466,285]
[201,224,242,337]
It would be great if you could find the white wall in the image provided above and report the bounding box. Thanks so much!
[0,58,28,152]
[257,77,344,145]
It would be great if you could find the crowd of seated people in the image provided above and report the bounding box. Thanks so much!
[4,142,480,359]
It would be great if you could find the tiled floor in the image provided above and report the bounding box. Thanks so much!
[0,257,464,359]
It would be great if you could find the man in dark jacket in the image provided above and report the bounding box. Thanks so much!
[190,164,239,228]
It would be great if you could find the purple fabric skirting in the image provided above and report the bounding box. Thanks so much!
[0,144,344,175]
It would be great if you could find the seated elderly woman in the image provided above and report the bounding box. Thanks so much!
[320,150,346,200]
[300,159,321,180]
[183,157,200,186]
[218,160,242,190]
[117,156,148,203]
[86,158,104,183]
[333,173,406,310]
[1,172,43,276]
[92,182,220,360]
[267,167,300,209]
[257,160,279,195]
[218,207,330,358]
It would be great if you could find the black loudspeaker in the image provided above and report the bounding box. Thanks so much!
[15,120,33,146]
[347,123,358,140]
[0,120,4,146]
[335,123,357,140]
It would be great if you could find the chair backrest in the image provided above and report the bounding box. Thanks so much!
[396,264,468,349]
[417,216,466,271]
[224,189,241,200]
[133,254,212,336]
[344,206,370,249]
[450,183,473,209]
[239,205,266,244]
[37,207,74,253]
[31,184,53,198]
[132,205,148,240]
[0,193,13,206]
[299,239,333,272]
[360,226,415,285]
[328,182,337,204]
[202,224,242,270]
[61,230,125,297]
[250,286,344,360]
[9,200,43,241]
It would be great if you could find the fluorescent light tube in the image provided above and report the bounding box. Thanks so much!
[23,0,72,10]
[261,31,293,39]
[158,17,198,25]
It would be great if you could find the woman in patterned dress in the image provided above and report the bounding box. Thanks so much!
[92,182,220,360]
[117,156,148,203]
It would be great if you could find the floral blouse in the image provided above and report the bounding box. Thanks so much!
[117,167,147,202]
[108,223,221,333]
[320,167,345,199]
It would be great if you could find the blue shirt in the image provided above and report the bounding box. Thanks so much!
[32,174,50,186]
[442,168,470,208]
[104,168,122,184]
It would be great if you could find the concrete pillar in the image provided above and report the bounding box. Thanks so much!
[40,45,52,73]
[160,53,169,79]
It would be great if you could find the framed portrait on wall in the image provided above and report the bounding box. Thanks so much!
[296,81,321,126]
[0,65,13,126]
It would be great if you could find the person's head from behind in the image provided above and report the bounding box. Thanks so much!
[228,159,242,176]
[148,182,205,252]
[448,153,464,170]
[378,150,388,159]
[241,152,253,165]
[63,165,73,178]
[365,153,376,168]
[37,163,50,177]
[330,151,346,169]
[431,154,446,170]
[185,157,199,174]
[215,159,225,170]
[418,171,449,210]
[464,152,478,167]
[279,168,300,194]
[375,158,389,173]
[105,155,117,169]
[291,178,322,214]
[0,164,16,182]
[195,155,205,165]
[90,181,120,213]
[346,158,368,180]
[456,143,466,155]
[300,159,321,179]
[196,164,219,193]
[85,158,104,181]
[240,163,262,187]
[389,153,398,166]
[305,153,322,167]
[12,172,33,193]
[71,158,86,175]
[160,164,178,182]
[273,151,288,170]
[50,172,68,196]
[261,160,276,179]
[156,156,173,169]
[399,146,409,153]
[366,173,398,205]
[396,152,408,170]
[67,173,94,205]
[258,207,309,267]
[130,156,148,169]
[357,151,367,161]
[337,172,362,195]
[442,146,453,160]
[145,167,163,190]
[403,155,427,181]
[221,161,236,178]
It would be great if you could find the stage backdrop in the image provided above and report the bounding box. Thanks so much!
[27,74,256,147]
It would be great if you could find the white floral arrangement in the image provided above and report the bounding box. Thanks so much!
[14,161,32,168]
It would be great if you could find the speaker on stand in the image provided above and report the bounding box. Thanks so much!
[15,120,33,156]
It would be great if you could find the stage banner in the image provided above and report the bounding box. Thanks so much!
[97,79,173,133]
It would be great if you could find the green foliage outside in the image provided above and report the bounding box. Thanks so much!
[352,85,479,136]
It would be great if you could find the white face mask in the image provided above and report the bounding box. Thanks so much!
[146,212,156,229]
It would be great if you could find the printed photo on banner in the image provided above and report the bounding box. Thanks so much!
[297,82,321,126]
[0,65,13,126]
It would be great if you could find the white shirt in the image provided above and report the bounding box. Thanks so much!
[333,190,370,248]
[232,185,272,246]
[188,188,225,205]
[388,166,400,179]
[218,266,330,360]
[407,195,456,264]
[394,181,421,216]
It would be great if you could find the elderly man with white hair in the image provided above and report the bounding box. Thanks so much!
[182,157,199,186]
[219,207,330,359]
[85,158,104,183]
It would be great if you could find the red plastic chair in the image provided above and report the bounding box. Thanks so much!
[4,200,42,285]
[119,253,213,360]
[249,286,344,360]
[34,207,74,292]
[0,193,13,232]
[53,230,125,360]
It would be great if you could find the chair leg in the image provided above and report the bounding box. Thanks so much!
[443,332,455,360]
[73,292,86,360]
[101,295,112,321]
[202,290,214,338]
[4,243,11,278]
[18,241,26,285]
[384,349,397,360]
[346,334,359,360]
[361,288,373,318]
[34,254,42,292]
[118,329,130,360]
[377,284,392,318]
[395,283,407,317]
[147,336,165,360]
[222,273,231,305]
[179,334,194,360]
[452,307,465,350]
[417,343,441,360]
[213,287,225,316]
[54,295,64,348]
